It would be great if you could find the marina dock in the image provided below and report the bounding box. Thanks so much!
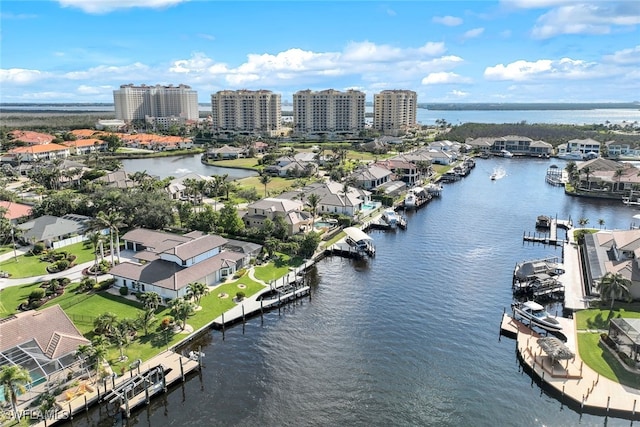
[500,313,639,419]
[523,216,572,246]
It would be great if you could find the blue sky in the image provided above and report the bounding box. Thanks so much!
[1,0,639,104]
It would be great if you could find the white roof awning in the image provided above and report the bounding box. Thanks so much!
[344,227,372,243]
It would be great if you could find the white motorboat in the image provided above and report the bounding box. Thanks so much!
[511,301,562,332]
[490,173,496,180]
[557,151,584,160]
[500,149,514,158]
[404,190,417,209]
[382,209,399,228]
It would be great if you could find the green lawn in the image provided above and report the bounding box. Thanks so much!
[235,176,300,196]
[205,157,262,170]
[0,241,97,279]
[0,282,41,317]
[577,332,640,389]
[575,305,640,330]
[253,254,304,283]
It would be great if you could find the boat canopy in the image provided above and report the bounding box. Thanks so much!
[344,227,373,243]
[523,301,545,311]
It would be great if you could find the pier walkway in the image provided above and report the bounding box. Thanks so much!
[501,314,639,417]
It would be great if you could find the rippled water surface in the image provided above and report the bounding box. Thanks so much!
[72,158,635,427]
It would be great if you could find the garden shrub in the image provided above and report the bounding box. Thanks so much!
[32,242,45,255]
[119,286,129,296]
[29,288,45,301]
[236,291,245,301]
[54,260,69,271]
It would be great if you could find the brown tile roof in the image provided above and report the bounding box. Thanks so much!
[0,201,32,220]
[0,305,89,359]
[9,143,69,154]
[69,129,106,139]
[61,138,106,148]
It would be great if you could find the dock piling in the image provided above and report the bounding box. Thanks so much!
[180,357,185,382]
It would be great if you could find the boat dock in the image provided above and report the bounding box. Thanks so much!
[500,313,640,419]
[211,272,310,329]
[35,350,200,426]
[523,216,572,246]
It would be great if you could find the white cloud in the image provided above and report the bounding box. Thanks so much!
[197,33,215,41]
[503,1,640,39]
[64,62,151,80]
[450,90,469,97]
[0,68,48,84]
[422,72,472,85]
[484,58,595,81]
[462,27,485,39]
[604,45,640,65]
[56,0,187,14]
[432,15,463,26]
[170,52,216,73]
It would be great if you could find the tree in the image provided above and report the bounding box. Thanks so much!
[597,218,605,229]
[260,173,271,198]
[139,291,162,312]
[307,193,321,226]
[86,231,105,280]
[578,217,589,227]
[614,168,624,191]
[94,312,118,336]
[169,298,195,330]
[598,272,632,310]
[136,310,157,336]
[111,320,134,361]
[0,365,32,421]
[96,210,125,265]
[218,201,245,235]
[186,282,209,307]
[581,166,591,190]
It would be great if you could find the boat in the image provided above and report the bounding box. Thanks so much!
[426,183,443,194]
[490,173,496,180]
[511,301,562,332]
[499,149,514,158]
[404,190,417,209]
[622,197,640,206]
[381,209,399,228]
[557,151,584,160]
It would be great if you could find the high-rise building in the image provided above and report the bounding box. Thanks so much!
[373,90,418,134]
[293,89,365,136]
[113,84,199,129]
[210,90,281,137]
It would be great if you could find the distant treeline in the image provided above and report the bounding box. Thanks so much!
[422,102,640,111]
[438,122,640,146]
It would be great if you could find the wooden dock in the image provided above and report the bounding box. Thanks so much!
[501,312,640,419]
[523,217,572,246]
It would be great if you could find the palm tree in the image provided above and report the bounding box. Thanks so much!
[139,291,162,311]
[0,365,32,421]
[186,282,207,307]
[578,217,589,227]
[308,193,320,226]
[582,166,591,190]
[598,272,632,310]
[614,168,624,192]
[597,218,605,229]
[169,297,195,330]
[87,231,105,279]
[260,173,271,198]
[136,309,157,336]
[94,312,118,336]
[96,210,125,265]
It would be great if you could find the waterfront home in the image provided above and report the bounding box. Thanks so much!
[165,173,214,201]
[111,229,245,300]
[7,143,70,163]
[0,200,32,224]
[375,159,420,185]
[242,198,312,235]
[576,158,640,193]
[565,138,601,157]
[581,228,640,299]
[605,141,640,159]
[69,129,106,139]
[264,156,317,177]
[351,164,393,190]
[94,170,136,189]
[61,138,107,156]
[466,136,552,157]
[0,304,90,387]
[207,144,245,160]
[279,181,372,218]
[120,133,190,151]
[608,318,640,364]
[426,149,455,165]
[17,214,96,249]
[465,137,493,154]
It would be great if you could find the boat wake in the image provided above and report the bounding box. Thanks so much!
[491,167,507,180]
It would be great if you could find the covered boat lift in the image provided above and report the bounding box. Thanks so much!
[343,227,375,257]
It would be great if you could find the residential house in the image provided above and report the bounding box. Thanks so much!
[465,137,494,154]
[375,159,419,185]
[61,138,107,156]
[426,150,455,165]
[243,198,312,235]
[111,229,246,300]
[0,200,32,224]
[94,170,136,189]
[8,130,55,145]
[207,144,245,160]
[18,214,95,248]
[166,173,214,201]
[7,144,70,162]
[566,138,602,156]
[466,136,552,157]
[606,141,640,159]
[351,164,393,190]
[581,229,640,300]
[577,158,640,193]
[280,181,372,218]
[0,305,90,387]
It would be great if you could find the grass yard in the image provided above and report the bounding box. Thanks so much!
[0,240,97,279]
[235,176,298,197]
[577,332,640,389]
[253,254,305,283]
[205,157,262,170]
[575,305,640,330]
[0,282,41,317]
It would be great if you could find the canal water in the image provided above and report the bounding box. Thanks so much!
[71,158,634,427]
[120,154,258,180]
